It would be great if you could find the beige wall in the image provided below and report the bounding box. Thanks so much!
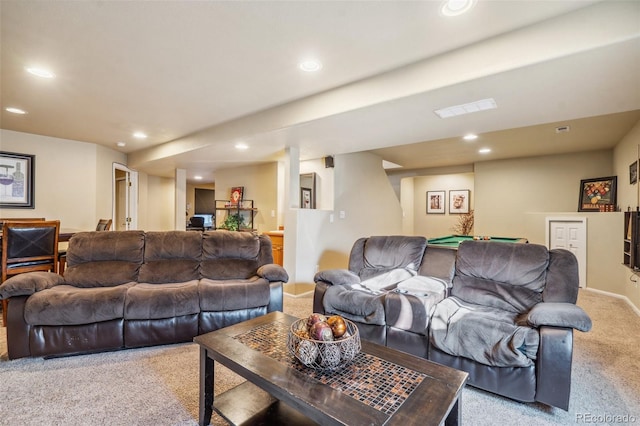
[613,119,640,309]
[474,150,613,236]
[213,162,278,234]
[403,172,475,238]
[0,129,125,229]
[300,158,334,211]
[288,152,403,285]
[142,175,175,231]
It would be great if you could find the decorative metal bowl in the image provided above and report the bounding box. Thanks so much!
[287,317,361,371]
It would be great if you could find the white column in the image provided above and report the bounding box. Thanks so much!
[175,168,187,230]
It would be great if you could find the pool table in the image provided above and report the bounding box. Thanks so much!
[427,234,528,249]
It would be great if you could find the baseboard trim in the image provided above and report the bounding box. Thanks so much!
[583,287,640,317]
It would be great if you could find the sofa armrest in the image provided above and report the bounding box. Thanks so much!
[536,326,574,410]
[0,272,65,299]
[314,269,360,286]
[267,282,283,313]
[257,264,289,283]
[526,302,592,332]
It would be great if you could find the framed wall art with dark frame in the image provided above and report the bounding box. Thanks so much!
[426,190,445,214]
[0,151,35,209]
[449,189,470,214]
[229,186,244,206]
[578,176,617,212]
[630,161,638,185]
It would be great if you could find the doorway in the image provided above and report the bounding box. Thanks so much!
[546,217,587,287]
[113,163,138,230]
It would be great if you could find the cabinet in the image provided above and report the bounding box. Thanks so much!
[624,211,640,270]
[265,231,284,266]
[215,200,257,231]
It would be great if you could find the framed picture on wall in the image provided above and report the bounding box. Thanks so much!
[630,161,638,185]
[449,189,470,214]
[578,176,617,212]
[0,151,35,209]
[426,191,445,214]
[230,186,244,205]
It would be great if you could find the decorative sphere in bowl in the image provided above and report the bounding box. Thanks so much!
[287,314,361,371]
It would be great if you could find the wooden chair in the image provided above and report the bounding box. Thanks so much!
[2,220,60,326]
[58,218,112,274]
[0,217,45,226]
[95,218,113,231]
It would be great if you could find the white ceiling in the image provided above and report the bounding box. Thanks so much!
[1,0,639,183]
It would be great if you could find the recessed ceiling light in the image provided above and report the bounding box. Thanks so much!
[194,176,203,180]
[463,134,478,141]
[6,107,27,114]
[25,67,55,79]
[116,142,126,147]
[478,148,492,154]
[299,59,322,72]
[440,0,476,17]
[133,132,147,139]
[434,98,497,119]
[235,143,249,150]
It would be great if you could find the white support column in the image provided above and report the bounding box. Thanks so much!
[175,168,187,230]
[283,147,300,289]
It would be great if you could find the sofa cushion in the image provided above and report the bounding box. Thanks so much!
[64,231,144,287]
[430,297,539,368]
[124,281,200,320]
[350,236,427,281]
[24,284,133,326]
[199,277,271,311]
[452,241,549,313]
[201,231,262,279]
[138,231,202,283]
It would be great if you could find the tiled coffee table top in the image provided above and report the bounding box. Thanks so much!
[234,320,426,417]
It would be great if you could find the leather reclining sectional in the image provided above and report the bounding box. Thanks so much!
[0,230,288,360]
[313,235,592,411]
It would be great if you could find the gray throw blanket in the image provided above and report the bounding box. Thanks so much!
[430,296,539,367]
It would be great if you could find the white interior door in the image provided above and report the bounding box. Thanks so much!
[116,178,127,230]
[113,163,138,230]
[546,217,587,287]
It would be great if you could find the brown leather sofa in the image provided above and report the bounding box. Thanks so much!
[313,236,591,411]
[0,230,288,360]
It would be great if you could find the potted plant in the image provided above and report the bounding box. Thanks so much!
[220,213,245,231]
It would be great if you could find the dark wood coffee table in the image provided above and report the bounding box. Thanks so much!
[195,311,467,426]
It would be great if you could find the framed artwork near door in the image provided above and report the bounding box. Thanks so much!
[578,176,617,212]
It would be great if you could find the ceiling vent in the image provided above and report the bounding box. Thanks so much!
[555,125,570,133]
[434,98,497,119]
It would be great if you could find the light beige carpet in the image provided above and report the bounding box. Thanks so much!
[0,290,638,425]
